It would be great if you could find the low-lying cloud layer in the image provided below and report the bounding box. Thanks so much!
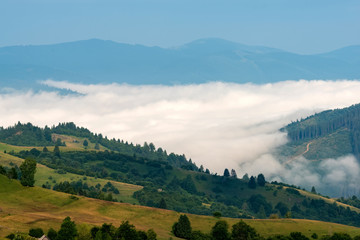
[2,79,360,196]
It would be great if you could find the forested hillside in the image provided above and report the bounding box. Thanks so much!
[2,122,360,227]
[283,103,360,159]
[0,122,195,169]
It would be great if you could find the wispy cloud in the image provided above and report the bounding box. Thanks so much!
[2,79,360,196]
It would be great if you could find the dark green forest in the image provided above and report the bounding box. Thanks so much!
[284,103,360,158]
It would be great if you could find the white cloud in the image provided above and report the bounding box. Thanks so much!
[2,79,360,196]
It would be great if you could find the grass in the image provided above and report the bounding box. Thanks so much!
[1,175,360,240]
[0,150,142,204]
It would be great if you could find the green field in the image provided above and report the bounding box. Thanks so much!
[0,150,142,204]
[1,175,360,240]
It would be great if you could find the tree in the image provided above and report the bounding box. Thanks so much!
[83,139,89,148]
[19,158,36,187]
[257,173,266,187]
[95,142,100,150]
[47,228,58,240]
[242,173,249,181]
[172,214,192,239]
[248,176,256,189]
[115,221,138,240]
[147,229,157,240]
[311,186,317,194]
[158,198,167,209]
[213,211,222,218]
[231,221,258,240]
[8,167,18,179]
[29,228,44,238]
[56,216,78,240]
[231,169,237,178]
[43,146,49,152]
[211,220,230,240]
[223,168,230,177]
[0,165,6,175]
[54,145,61,157]
[290,232,309,240]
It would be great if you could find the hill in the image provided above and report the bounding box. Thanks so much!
[280,103,360,160]
[2,122,360,228]
[1,174,360,240]
[0,38,359,90]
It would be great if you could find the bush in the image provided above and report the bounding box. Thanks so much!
[28,228,44,238]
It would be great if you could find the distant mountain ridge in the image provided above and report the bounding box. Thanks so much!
[0,38,359,89]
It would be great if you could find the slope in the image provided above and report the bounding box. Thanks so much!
[280,103,360,160]
[2,174,360,240]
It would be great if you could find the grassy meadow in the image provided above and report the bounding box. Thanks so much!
[1,175,360,240]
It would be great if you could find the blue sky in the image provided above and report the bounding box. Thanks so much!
[1,0,359,54]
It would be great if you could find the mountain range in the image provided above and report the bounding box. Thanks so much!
[0,38,359,89]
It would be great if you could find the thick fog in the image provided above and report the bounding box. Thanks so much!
[1,79,360,196]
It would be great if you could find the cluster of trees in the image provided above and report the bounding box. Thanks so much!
[170,214,359,240]
[0,157,36,187]
[338,196,360,209]
[52,180,119,202]
[0,122,198,170]
[248,174,266,189]
[171,214,261,240]
[5,217,157,240]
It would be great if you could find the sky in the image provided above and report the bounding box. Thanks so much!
[0,0,359,54]
[2,79,360,196]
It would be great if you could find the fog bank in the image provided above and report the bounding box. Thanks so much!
[2,79,360,196]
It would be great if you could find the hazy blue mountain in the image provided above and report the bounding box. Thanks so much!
[0,38,359,89]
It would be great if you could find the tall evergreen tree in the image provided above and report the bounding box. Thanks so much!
[257,173,266,187]
[19,157,36,187]
[223,168,230,177]
[248,176,256,189]
[211,220,230,240]
[172,214,192,239]
[231,169,237,178]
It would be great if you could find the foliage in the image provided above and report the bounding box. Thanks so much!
[19,157,36,187]
[47,228,58,240]
[56,216,78,240]
[172,215,192,239]
[257,174,265,187]
[211,220,230,240]
[28,228,44,238]
[231,220,259,240]
[248,176,256,189]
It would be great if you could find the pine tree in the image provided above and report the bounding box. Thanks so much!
[230,169,237,178]
[248,176,256,189]
[20,158,36,187]
[172,215,192,239]
[223,168,230,177]
[257,173,266,187]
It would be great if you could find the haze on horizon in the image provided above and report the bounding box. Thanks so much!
[0,0,359,54]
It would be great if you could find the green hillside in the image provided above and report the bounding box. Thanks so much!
[281,103,360,160]
[1,174,360,240]
[2,122,360,228]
